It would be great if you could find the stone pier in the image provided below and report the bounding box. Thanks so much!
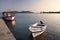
[0,19,16,40]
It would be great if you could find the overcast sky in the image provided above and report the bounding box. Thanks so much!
[0,0,60,12]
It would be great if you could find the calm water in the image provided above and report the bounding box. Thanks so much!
[5,13,60,40]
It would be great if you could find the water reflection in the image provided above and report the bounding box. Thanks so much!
[33,31,46,40]
[11,20,16,26]
[5,20,16,27]
[28,31,46,40]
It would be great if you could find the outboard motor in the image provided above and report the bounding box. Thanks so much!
[40,21,44,24]
[40,21,45,26]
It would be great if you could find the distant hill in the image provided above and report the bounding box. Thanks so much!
[2,11,33,13]
[20,11,33,13]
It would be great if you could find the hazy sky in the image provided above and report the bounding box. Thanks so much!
[0,0,60,12]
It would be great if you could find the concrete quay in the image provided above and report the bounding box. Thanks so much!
[0,19,16,40]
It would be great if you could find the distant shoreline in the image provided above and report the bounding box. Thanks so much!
[41,12,60,13]
[2,11,33,13]
[1,11,60,14]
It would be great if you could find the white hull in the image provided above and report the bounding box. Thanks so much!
[29,23,47,38]
[3,16,15,21]
[32,26,47,37]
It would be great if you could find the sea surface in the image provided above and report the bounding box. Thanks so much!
[5,13,60,40]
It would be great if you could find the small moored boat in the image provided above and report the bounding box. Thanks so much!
[2,11,15,21]
[29,21,47,38]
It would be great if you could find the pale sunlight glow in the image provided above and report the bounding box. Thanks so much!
[0,0,60,12]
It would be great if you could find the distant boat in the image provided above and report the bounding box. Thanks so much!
[2,12,15,21]
[29,21,47,38]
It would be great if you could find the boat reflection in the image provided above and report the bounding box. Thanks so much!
[33,31,46,40]
[29,31,46,40]
[5,20,16,28]
[11,20,16,26]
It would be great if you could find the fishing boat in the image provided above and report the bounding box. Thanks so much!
[2,11,15,21]
[29,21,47,38]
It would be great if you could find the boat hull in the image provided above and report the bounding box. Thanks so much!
[32,26,47,37]
[29,23,47,38]
[2,16,15,21]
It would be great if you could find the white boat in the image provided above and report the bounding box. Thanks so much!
[2,11,15,21]
[29,21,47,38]
[4,16,15,21]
